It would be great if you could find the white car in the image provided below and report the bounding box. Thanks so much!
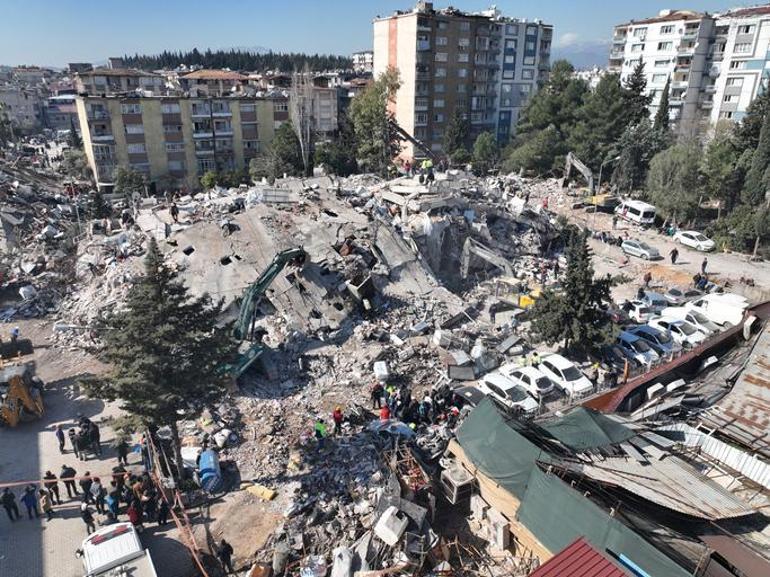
[660,307,720,336]
[674,230,715,252]
[477,372,540,415]
[538,354,594,399]
[620,300,653,323]
[685,294,747,327]
[498,363,556,400]
[621,239,661,260]
[617,331,660,368]
[648,318,707,348]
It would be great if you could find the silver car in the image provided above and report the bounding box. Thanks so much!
[621,239,660,260]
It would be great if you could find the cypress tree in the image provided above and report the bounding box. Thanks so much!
[742,110,770,206]
[653,78,671,132]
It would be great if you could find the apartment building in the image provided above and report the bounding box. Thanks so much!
[709,6,770,123]
[45,94,79,133]
[178,69,248,97]
[609,10,715,134]
[352,50,374,74]
[76,95,287,192]
[373,1,552,159]
[75,68,167,96]
[0,85,44,134]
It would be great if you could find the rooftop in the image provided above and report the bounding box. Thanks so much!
[529,537,628,577]
[78,67,162,78]
[619,9,705,27]
[720,5,770,19]
[181,69,247,81]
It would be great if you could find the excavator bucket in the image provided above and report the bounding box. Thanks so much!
[0,375,44,427]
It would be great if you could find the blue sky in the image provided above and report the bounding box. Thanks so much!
[1,0,738,68]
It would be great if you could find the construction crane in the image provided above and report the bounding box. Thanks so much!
[387,119,440,162]
[229,247,307,379]
[561,152,595,193]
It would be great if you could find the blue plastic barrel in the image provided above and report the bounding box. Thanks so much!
[198,449,222,493]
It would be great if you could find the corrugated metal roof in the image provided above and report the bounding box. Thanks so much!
[529,537,629,577]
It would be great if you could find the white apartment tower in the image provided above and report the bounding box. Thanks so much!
[373,1,552,160]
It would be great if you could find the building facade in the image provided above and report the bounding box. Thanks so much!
[0,85,44,134]
[609,5,770,133]
[178,69,248,97]
[75,68,167,96]
[373,1,552,159]
[76,95,287,192]
[352,50,374,74]
[45,94,79,133]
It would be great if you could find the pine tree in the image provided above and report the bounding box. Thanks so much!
[471,132,499,176]
[742,110,770,206]
[622,61,652,126]
[653,78,671,133]
[443,107,470,165]
[94,239,236,479]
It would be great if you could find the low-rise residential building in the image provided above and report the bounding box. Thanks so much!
[352,50,374,74]
[373,1,552,159]
[76,95,288,192]
[74,68,167,96]
[178,69,248,97]
[0,85,44,134]
[45,94,79,133]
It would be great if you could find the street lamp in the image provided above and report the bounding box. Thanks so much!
[597,155,621,193]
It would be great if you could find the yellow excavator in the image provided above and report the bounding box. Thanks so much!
[0,363,44,427]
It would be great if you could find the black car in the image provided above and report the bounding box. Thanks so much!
[597,344,642,372]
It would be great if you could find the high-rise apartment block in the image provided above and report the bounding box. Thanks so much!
[609,5,770,133]
[373,1,552,159]
[76,95,288,192]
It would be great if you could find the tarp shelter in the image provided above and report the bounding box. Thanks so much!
[542,407,635,451]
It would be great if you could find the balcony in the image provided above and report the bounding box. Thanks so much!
[191,107,212,117]
[91,133,114,142]
[700,100,713,109]
[88,110,109,120]
[682,28,699,41]
[417,40,431,51]
[610,49,624,58]
[703,84,717,94]
[613,36,627,45]
[193,131,214,139]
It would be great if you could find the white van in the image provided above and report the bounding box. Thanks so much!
[78,522,158,577]
[685,294,747,327]
[615,200,656,226]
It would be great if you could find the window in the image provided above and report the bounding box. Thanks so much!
[164,124,182,133]
[121,103,141,114]
[504,54,515,64]
[657,42,673,51]
[434,113,445,122]
[197,158,216,173]
[726,77,744,86]
[435,52,448,62]
[633,27,647,37]
[724,94,735,102]
[459,21,470,32]
[457,84,467,93]
[652,73,668,83]
[415,113,428,125]
[734,43,752,54]
[505,39,517,52]
[274,102,288,112]
[168,160,185,171]
[730,61,747,70]
[660,25,674,34]
[458,53,469,62]
[526,25,538,35]
[503,69,514,79]
[654,59,669,67]
[523,56,535,65]
[520,84,531,94]
[160,103,180,114]
[457,68,468,78]
[721,111,734,119]
[240,103,256,113]
[738,24,755,34]
[165,142,185,152]
[244,140,260,151]
[127,143,146,154]
[522,69,534,80]
[526,41,535,51]
[434,83,445,93]
[125,124,144,134]
[433,98,445,108]
[436,36,448,46]
[437,20,448,30]
[435,67,447,77]
[458,37,470,48]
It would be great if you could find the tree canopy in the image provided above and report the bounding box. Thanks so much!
[645,141,702,224]
[471,131,499,176]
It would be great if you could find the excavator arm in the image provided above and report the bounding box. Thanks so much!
[562,152,594,193]
[387,118,440,162]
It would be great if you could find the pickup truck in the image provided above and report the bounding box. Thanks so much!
[78,522,158,577]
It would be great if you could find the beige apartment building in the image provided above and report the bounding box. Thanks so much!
[74,68,167,96]
[373,1,552,159]
[76,95,289,192]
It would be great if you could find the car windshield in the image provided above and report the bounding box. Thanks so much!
[690,311,710,324]
[669,288,682,297]
[506,386,528,401]
[656,331,671,343]
[679,323,696,335]
[562,366,582,381]
[535,377,551,390]
[633,339,651,352]
[639,242,652,251]
[694,234,708,242]
[638,306,651,315]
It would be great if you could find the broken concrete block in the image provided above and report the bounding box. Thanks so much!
[373,361,389,382]
[247,484,277,501]
[486,507,511,550]
[374,506,408,546]
[470,494,488,521]
[330,547,353,577]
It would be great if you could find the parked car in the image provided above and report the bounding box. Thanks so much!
[685,294,748,327]
[606,304,631,325]
[78,522,158,577]
[595,344,642,373]
[476,373,540,415]
[628,324,683,357]
[621,239,660,260]
[660,307,720,336]
[538,354,594,398]
[498,363,556,400]
[663,287,703,306]
[620,300,653,323]
[674,230,716,252]
[648,317,707,348]
[640,292,668,314]
[617,331,660,368]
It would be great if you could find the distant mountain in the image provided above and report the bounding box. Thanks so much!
[553,40,611,69]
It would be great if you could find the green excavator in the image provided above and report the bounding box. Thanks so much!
[229,247,307,379]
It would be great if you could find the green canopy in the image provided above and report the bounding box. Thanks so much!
[542,407,635,451]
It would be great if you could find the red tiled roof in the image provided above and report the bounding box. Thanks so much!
[529,537,629,577]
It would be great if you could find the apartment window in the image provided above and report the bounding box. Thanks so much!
[457,84,467,93]
[458,37,470,48]
[433,98,445,108]
[240,103,256,113]
[160,103,181,114]
[525,41,535,51]
[501,84,513,107]
[415,97,428,109]
[503,69,514,79]
[244,140,260,150]
[274,102,288,112]
[125,124,144,134]
[460,21,470,32]
[726,77,744,86]
[437,20,448,30]
[458,53,469,63]
[121,103,141,114]
[633,27,647,37]
[506,24,518,35]
[657,42,673,51]
[523,56,535,65]
[127,143,146,154]
[197,158,216,173]
[720,111,734,119]
[730,61,747,70]
[522,69,534,80]
[434,83,445,93]
[165,142,185,152]
[734,43,752,54]
[436,36,448,46]
[660,25,674,34]
[724,94,736,102]
[457,98,468,109]
[526,25,538,35]
[652,74,668,83]
[504,54,515,64]
[505,39,517,51]
[435,52,448,62]
[738,25,755,34]
[435,67,447,78]
[415,112,428,125]
[168,160,185,171]
[457,68,468,78]
[434,113,445,123]
[520,84,531,94]
[631,44,644,53]
[164,124,182,133]
[654,59,669,67]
